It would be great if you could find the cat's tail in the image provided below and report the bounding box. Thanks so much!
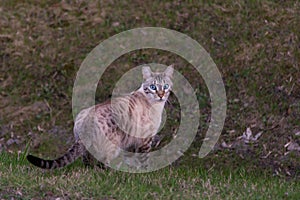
[26,140,85,169]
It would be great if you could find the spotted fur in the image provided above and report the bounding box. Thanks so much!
[27,65,174,169]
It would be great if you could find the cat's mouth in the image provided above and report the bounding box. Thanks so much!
[156,97,166,102]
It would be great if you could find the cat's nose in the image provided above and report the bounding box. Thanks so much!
[157,90,165,98]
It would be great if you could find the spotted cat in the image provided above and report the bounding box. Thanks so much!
[27,65,174,169]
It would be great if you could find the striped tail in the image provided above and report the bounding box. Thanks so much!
[26,141,85,169]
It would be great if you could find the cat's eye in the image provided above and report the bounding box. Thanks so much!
[163,84,169,90]
[149,84,156,90]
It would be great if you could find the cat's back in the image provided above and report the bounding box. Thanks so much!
[73,100,112,139]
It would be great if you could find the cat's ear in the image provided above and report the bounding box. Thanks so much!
[164,64,174,78]
[142,66,152,79]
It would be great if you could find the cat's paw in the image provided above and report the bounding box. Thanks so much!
[151,135,161,148]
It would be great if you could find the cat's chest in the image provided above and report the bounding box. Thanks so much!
[139,102,164,133]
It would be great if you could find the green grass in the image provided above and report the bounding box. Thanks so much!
[1,152,299,199]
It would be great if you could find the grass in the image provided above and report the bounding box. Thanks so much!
[1,152,300,199]
[0,0,300,199]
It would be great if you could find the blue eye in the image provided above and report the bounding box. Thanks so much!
[149,84,156,90]
[163,84,169,90]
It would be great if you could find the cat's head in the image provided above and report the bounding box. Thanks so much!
[142,65,174,102]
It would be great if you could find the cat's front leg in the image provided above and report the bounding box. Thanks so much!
[151,134,161,148]
[122,138,152,170]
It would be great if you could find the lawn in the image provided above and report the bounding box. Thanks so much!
[0,0,299,199]
[1,152,300,199]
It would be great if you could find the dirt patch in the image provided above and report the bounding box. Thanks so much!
[1,101,49,124]
[0,0,299,178]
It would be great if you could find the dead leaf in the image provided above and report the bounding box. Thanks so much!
[286,141,300,151]
[238,127,263,143]
[112,22,120,27]
[61,1,73,11]
[221,141,232,148]
[92,17,103,25]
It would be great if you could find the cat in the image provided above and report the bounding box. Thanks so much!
[27,65,174,169]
